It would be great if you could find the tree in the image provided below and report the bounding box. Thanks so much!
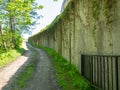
[0,25,6,50]
[0,0,43,49]
[0,0,8,50]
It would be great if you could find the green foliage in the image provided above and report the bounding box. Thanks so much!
[31,43,94,90]
[14,32,23,48]
[0,0,43,51]
[0,30,23,50]
[42,48,91,90]
[92,0,100,21]
[104,0,116,25]
[0,47,24,68]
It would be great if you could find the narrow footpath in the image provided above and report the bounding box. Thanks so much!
[23,44,60,90]
[0,43,60,90]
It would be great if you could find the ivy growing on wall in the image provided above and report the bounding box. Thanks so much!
[91,0,100,45]
[92,0,100,21]
[104,0,116,25]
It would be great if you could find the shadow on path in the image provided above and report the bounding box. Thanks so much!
[1,44,60,90]
[1,50,32,90]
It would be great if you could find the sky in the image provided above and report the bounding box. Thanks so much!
[32,0,64,35]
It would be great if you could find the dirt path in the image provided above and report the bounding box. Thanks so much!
[0,50,31,90]
[0,43,60,90]
[24,44,60,90]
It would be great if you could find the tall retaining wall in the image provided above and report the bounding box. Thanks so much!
[28,0,120,89]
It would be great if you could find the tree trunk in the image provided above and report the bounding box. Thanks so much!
[9,16,16,48]
[0,24,6,50]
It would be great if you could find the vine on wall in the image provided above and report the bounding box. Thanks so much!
[104,0,116,25]
[92,0,100,21]
[91,0,100,47]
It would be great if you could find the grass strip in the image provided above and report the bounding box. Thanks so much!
[15,63,35,88]
[33,44,95,90]
[10,50,38,89]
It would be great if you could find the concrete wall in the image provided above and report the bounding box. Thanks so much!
[29,0,120,73]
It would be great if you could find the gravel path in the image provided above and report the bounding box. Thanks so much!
[24,44,60,90]
[0,43,60,90]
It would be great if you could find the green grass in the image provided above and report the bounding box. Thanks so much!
[15,63,35,88]
[0,48,24,68]
[33,44,94,90]
[11,50,37,89]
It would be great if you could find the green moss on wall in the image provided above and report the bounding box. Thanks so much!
[92,0,100,21]
[104,0,116,25]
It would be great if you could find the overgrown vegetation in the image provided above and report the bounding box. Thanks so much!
[92,0,100,21]
[0,47,24,68]
[31,44,94,90]
[104,0,116,25]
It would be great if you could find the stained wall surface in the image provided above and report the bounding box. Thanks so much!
[29,0,120,73]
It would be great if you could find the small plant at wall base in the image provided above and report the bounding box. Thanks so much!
[31,43,95,90]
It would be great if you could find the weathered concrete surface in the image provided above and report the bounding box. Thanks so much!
[28,0,119,73]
